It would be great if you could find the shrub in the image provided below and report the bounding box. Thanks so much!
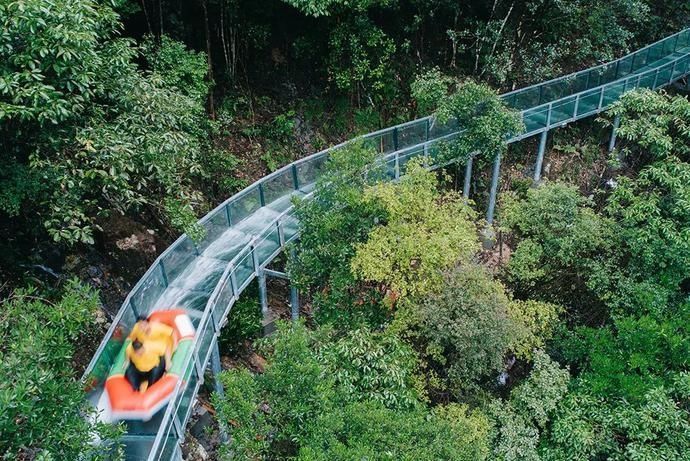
[435,79,524,163]
[213,322,492,460]
[351,161,478,302]
[500,182,616,311]
[287,142,387,327]
[0,281,121,459]
[411,264,513,398]
[508,300,563,360]
[319,328,425,410]
[487,351,569,461]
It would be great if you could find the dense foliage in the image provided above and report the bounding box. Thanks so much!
[0,282,122,460]
[1,0,213,246]
[495,89,690,459]
[213,322,492,460]
[4,0,690,458]
[411,74,524,162]
[350,161,478,301]
[287,142,386,326]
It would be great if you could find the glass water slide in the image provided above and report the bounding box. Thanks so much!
[82,27,690,461]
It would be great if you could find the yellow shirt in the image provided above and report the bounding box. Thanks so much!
[126,321,174,372]
[129,321,174,348]
[126,343,163,372]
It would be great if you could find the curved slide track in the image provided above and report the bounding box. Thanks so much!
[83,27,690,460]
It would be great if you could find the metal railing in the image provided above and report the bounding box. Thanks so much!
[82,26,690,461]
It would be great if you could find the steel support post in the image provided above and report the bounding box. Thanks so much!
[289,248,300,321]
[210,338,229,443]
[486,152,502,225]
[533,129,548,183]
[290,286,299,321]
[210,339,224,397]
[258,270,268,319]
[462,155,473,201]
[173,443,183,461]
[608,115,621,152]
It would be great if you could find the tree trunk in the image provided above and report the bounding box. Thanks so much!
[158,0,164,38]
[141,0,153,35]
[200,0,215,119]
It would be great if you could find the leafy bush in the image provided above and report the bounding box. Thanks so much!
[328,16,397,105]
[607,89,690,162]
[0,0,211,244]
[218,285,263,355]
[500,182,616,311]
[0,0,119,125]
[544,304,690,460]
[288,142,387,326]
[0,282,121,459]
[556,305,690,403]
[141,35,210,104]
[429,78,524,163]
[298,399,491,461]
[604,158,690,310]
[213,322,491,460]
[408,264,514,399]
[508,300,563,360]
[487,351,569,461]
[319,328,425,410]
[351,161,478,302]
[410,68,454,115]
[544,385,690,461]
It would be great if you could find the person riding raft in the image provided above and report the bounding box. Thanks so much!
[124,315,174,392]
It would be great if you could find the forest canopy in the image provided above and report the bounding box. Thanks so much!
[2,0,690,460]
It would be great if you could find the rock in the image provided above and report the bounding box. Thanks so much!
[247,351,267,373]
[87,265,103,278]
[115,234,139,251]
[190,408,214,441]
[94,308,109,325]
[182,437,208,461]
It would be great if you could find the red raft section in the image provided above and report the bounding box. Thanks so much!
[103,309,195,422]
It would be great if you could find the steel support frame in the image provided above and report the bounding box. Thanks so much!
[486,152,502,225]
[608,114,621,152]
[533,129,549,182]
[462,155,473,201]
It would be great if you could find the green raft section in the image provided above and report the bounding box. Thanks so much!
[108,337,195,379]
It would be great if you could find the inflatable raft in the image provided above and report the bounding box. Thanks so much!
[100,309,195,422]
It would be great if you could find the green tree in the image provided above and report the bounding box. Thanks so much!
[407,263,514,399]
[328,16,397,105]
[141,35,210,104]
[508,300,562,360]
[0,282,122,459]
[288,142,387,326]
[413,76,524,163]
[410,67,453,115]
[603,159,690,314]
[607,89,690,163]
[213,322,492,460]
[0,0,210,245]
[318,328,425,411]
[0,0,119,125]
[500,182,617,312]
[544,303,690,460]
[351,160,478,302]
[488,351,570,461]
